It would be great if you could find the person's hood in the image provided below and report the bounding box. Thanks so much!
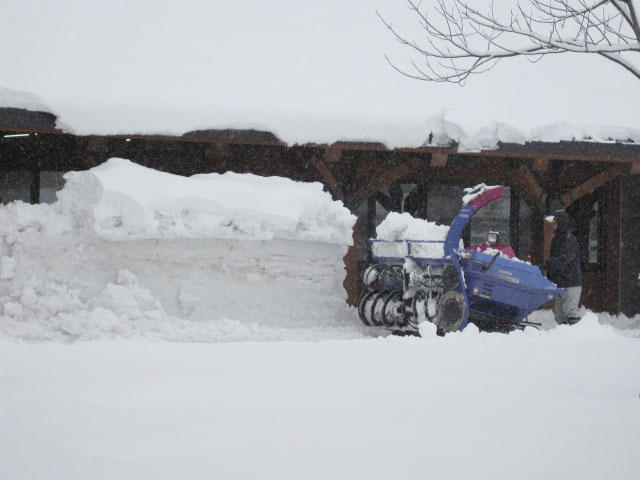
[553,210,570,232]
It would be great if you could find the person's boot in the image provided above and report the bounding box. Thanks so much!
[565,317,581,326]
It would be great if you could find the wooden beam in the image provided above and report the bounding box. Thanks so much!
[561,166,621,207]
[391,145,640,165]
[0,125,63,135]
[630,161,640,174]
[86,136,108,152]
[204,143,231,159]
[309,155,343,200]
[430,152,448,167]
[507,165,547,211]
[324,144,344,163]
[531,158,549,173]
[356,158,420,200]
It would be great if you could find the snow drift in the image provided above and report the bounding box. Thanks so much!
[0,159,365,342]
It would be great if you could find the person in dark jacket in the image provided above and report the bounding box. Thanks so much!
[546,210,582,325]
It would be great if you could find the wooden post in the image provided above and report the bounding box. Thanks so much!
[605,178,621,313]
[530,209,545,266]
[343,224,362,306]
[30,170,40,204]
[510,189,520,257]
[366,196,377,264]
[543,216,554,265]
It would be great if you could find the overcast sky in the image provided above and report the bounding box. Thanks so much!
[1,0,638,146]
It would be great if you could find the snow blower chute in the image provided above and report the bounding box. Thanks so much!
[357,185,563,335]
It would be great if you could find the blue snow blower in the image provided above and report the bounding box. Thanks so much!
[357,186,563,335]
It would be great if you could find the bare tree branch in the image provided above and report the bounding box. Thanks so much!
[379,0,640,84]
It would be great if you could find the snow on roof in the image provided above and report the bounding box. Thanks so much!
[0,1,639,151]
[0,86,53,114]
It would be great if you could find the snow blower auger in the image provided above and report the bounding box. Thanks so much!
[357,185,563,336]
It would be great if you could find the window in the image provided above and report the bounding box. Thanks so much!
[0,170,31,204]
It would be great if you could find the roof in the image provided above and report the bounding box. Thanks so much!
[1,1,639,150]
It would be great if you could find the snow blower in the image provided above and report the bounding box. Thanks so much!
[357,185,563,335]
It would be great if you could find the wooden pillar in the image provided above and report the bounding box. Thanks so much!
[530,209,545,266]
[30,169,40,204]
[366,196,376,264]
[510,189,520,257]
[604,178,621,313]
[343,224,362,306]
[543,216,554,264]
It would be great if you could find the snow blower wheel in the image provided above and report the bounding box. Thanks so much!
[382,290,404,328]
[358,289,378,327]
[436,291,467,333]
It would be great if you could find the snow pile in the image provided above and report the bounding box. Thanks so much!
[375,212,458,258]
[59,158,355,244]
[376,212,449,242]
[591,310,640,337]
[0,159,364,342]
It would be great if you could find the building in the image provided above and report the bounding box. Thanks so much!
[2,104,639,315]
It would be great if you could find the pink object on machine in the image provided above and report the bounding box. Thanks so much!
[466,244,516,259]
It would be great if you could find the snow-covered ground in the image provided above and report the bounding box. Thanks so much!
[2,316,639,480]
[1,159,639,479]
